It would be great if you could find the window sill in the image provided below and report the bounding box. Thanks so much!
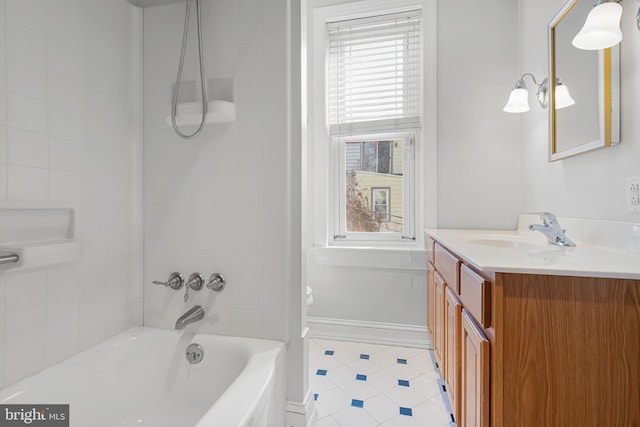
[308,246,427,270]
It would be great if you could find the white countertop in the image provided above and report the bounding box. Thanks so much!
[426,216,640,280]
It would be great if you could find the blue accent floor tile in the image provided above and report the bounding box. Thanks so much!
[360,354,370,360]
[316,369,327,376]
[356,374,367,381]
[351,399,364,408]
[400,407,413,416]
[398,379,410,387]
[324,350,334,355]
[313,393,319,401]
[397,358,407,364]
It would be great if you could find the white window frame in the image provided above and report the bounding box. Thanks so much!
[333,131,416,243]
[309,0,437,251]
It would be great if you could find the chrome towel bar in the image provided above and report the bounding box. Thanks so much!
[0,254,19,264]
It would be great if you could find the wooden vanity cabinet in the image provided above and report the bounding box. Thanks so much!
[433,271,445,366]
[429,238,640,427]
[431,242,490,427]
[460,310,489,427]
[444,286,462,421]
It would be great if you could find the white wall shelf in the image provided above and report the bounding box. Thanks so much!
[0,208,79,272]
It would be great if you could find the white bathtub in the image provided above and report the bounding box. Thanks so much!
[0,327,285,427]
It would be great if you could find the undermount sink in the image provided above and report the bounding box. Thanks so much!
[463,234,548,250]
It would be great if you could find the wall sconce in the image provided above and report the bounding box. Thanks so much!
[572,0,623,50]
[503,73,575,113]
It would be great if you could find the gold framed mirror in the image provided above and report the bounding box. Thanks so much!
[548,0,620,161]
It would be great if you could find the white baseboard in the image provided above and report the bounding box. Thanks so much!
[308,316,432,349]
[285,389,318,427]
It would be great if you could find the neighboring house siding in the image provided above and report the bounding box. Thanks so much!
[353,171,403,232]
[346,143,362,171]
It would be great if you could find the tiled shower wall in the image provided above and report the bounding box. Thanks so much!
[0,0,143,388]
[143,0,290,341]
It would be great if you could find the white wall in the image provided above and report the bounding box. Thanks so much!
[0,0,143,388]
[520,0,640,221]
[142,0,291,342]
[437,0,521,230]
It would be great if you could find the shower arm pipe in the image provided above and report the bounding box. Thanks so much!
[171,0,208,139]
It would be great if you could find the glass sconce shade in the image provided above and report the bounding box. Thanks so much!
[554,82,575,109]
[572,1,623,50]
[503,88,530,113]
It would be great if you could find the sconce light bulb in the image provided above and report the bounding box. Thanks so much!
[503,88,530,113]
[572,1,623,50]
[554,84,576,110]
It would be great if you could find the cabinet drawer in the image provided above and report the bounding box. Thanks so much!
[434,243,460,293]
[460,264,491,328]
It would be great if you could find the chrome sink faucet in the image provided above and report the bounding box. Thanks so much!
[175,305,205,330]
[528,212,576,247]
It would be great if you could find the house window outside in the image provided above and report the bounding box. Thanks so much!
[372,188,390,222]
[327,9,421,242]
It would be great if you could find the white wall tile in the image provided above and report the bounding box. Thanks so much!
[0,0,143,389]
[47,264,80,302]
[6,0,46,34]
[235,0,263,44]
[0,126,7,163]
[7,165,48,201]
[0,164,6,200]
[6,55,47,100]
[48,105,83,142]
[4,337,45,385]
[0,56,7,89]
[46,8,80,51]
[5,270,47,313]
[0,277,6,355]
[237,284,264,311]
[0,13,6,53]
[49,137,82,172]
[0,91,7,127]
[263,229,286,258]
[143,0,289,340]
[47,40,80,81]
[48,72,83,110]
[49,169,81,201]
[5,304,46,349]
[7,128,48,168]
[7,92,47,134]
[6,19,46,67]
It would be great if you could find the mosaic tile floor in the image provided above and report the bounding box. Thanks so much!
[310,339,456,427]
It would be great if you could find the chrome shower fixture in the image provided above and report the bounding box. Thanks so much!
[171,0,208,139]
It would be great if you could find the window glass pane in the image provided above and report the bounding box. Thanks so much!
[345,138,404,233]
[363,142,377,172]
[377,141,391,174]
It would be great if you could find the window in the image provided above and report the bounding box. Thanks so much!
[326,9,421,242]
[372,188,390,221]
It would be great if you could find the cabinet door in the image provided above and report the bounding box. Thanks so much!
[427,262,435,340]
[445,286,462,422]
[433,271,445,366]
[460,310,489,427]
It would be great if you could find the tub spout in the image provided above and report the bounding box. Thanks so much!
[175,305,204,330]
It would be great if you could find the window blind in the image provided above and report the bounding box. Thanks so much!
[327,10,422,136]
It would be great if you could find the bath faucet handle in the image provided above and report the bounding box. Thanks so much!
[153,272,184,290]
[184,273,204,302]
[206,273,226,292]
